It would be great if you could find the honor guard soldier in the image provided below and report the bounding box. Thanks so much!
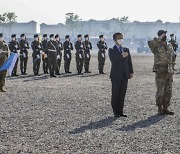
[45,34,57,77]
[31,34,42,76]
[63,35,73,73]
[75,34,84,75]
[41,34,49,74]
[97,35,108,74]
[19,34,29,75]
[0,33,8,92]
[8,34,20,76]
[83,34,92,73]
[55,34,63,75]
[169,34,178,66]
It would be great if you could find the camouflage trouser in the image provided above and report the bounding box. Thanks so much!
[0,70,7,88]
[155,72,173,108]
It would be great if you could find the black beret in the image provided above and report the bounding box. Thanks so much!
[55,34,59,38]
[84,34,89,38]
[43,34,47,37]
[34,34,39,38]
[77,34,82,38]
[65,35,70,38]
[0,33,3,38]
[11,34,16,38]
[157,30,167,37]
[20,34,25,37]
[50,34,54,38]
[99,35,104,38]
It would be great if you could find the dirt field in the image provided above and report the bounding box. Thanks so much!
[0,51,180,154]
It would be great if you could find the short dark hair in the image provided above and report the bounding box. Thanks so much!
[113,33,123,41]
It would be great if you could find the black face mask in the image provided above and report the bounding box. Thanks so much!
[161,36,167,41]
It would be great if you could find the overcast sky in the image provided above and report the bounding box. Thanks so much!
[1,0,180,24]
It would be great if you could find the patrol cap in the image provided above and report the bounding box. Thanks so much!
[11,34,16,38]
[77,34,82,38]
[113,32,124,41]
[0,33,3,38]
[99,35,104,38]
[84,34,89,38]
[20,34,25,37]
[34,34,39,38]
[50,34,54,38]
[65,35,70,39]
[157,30,167,37]
[43,34,47,37]
[55,34,59,38]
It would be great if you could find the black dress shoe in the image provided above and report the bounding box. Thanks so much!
[120,114,128,117]
[14,74,19,76]
[55,73,61,75]
[114,115,120,118]
[68,71,72,73]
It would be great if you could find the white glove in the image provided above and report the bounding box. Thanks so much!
[81,45,83,48]
[69,45,71,49]
[57,55,60,59]
[37,55,40,59]
[23,53,26,58]
[24,44,27,47]
[79,54,82,59]
[40,51,43,54]
[86,54,89,59]
[67,54,70,59]
[102,53,105,58]
[38,45,41,48]
[15,45,18,48]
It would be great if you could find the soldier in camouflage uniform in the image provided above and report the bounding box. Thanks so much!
[148,30,175,115]
[97,35,108,74]
[0,33,8,92]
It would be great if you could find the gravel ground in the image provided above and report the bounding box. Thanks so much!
[0,51,180,154]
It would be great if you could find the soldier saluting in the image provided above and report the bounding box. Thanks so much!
[19,34,29,75]
[0,33,8,92]
[63,35,73,73]
[31,34,42,76]
[97,35,108,74]
[83,34,92,73]
[55,34,63,75]
[148,30,175,115]
[41,34,48,74]
[8,34,20,76]
[75,34,84,75]
[45,34,57,77]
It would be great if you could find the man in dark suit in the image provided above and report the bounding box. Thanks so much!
[109,33,134,117]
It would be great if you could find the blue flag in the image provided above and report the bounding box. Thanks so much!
[0,53,18,76]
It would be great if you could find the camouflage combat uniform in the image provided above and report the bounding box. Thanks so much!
[0,41,8,92]
[148,37,175,113]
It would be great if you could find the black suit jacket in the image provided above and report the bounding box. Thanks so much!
[109,45,133,81]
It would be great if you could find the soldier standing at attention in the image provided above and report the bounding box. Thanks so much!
[41,34,48,74]
[55,34,63,75]
[83,34,92,73]
[168,34,178,68]
[148,30,175,115]
[45,34,57,77]
[63,35,73,73]
[19,34,29,75]
[0,33,9,92]
[31,34,42,76]
[8,34,20,76]
[75,34,84,75]
[97,35,108,74]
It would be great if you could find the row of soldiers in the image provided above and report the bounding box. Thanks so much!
[8,33,108,77]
